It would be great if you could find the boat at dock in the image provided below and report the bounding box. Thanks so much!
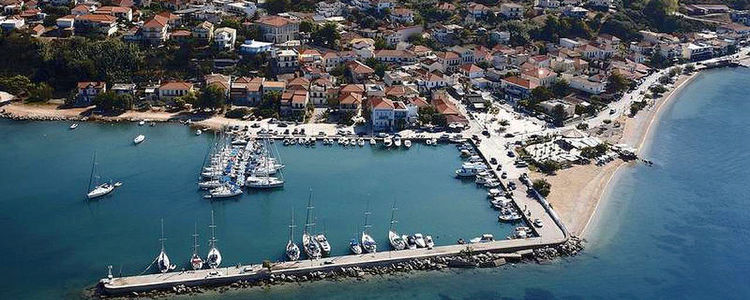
[206,211,222,268]
[286,211,300,261]
[469,234,494,244]
[156,219,176,273]
[425,235,434,248]
[388,204,406,251]
[302,191,322,259]
[133,134,145,145]
[369,138,376,145]
[383,137,393,147]
[404,140,412,148]
[413,233,427,248]
[405,235,417,249]
[205,183,242,199]
[349,238,362,254]
[361,206,377,253]
[315,234,331,256]
[394,137,402,147]
[190,223,204,270]
[195,129,202,136]
[358,138,365,147]
[138,120,145,126]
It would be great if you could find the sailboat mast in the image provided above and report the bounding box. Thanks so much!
[289,210,296,241]
[304,189,314,235]
[159,219,166,252]
[209,210,217,248]
[389,203,398,231]
[192,223,199,255]
[88,152,97,190]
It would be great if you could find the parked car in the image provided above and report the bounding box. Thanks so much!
[489,157,498,165]
[533,219,544,228]
[507,151,515,157]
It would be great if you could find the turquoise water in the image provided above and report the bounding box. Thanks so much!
[0,119,513,299]
[2,67,750,299]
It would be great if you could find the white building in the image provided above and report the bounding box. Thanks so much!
[225,1,257,17]
[214,27,237,50]
[239,40,273,54]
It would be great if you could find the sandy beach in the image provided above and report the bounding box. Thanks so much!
[536,70,700,237]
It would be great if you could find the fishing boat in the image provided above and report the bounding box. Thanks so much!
[139,120,145,126]
[370,138,376,145]
[206,211,222,268]
[156,219,176,273]
[498,212,522,222]
[413,233,427,248]
[388,204,406,251]
[133,134,145,144]
[286,211,300,261]
[190,223,204,270]
[302,191,322,259]
[69,123,78,130]
[394,137,402,147]
[361,208,377,253]
[86,153,118,199]
[425,235,435,248]
[358,138,365,147]
[404,139,412,148]
[383,137,393,147]
[349,238,362,254]
[196,129,202,136]
[315,234,331,256]
[455,167,480,178]
[425,139,432,146]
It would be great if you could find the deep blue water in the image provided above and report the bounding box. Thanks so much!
[1,67,750,299]
[0,118,514,299]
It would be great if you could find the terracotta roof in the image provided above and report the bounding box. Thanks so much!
[170,29,191,37]
[436,51,460,60]
[143,16,167,29]
[338,92,363,105]
[256,15,296,27]
[370,97,394,110]
[460,64,483,73]
[76,14,118,23]
[77,81,106,89]
[502,76,536,89]
[159,81,193,90]
[340,84,365,94]
[346,61,375,75]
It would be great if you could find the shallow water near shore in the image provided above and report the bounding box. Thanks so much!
[2,68,750,299]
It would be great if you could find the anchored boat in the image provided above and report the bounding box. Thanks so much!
[86,153,119,199]
[206,211,222,269]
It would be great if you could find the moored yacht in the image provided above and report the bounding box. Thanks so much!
[206,211,222,269]
[156,219,176,273]
[404,139,412,148]
[302,191,322,259]
[394,137,402,147]
[388,204,406,250]
[361,208,377,253]
[413,233,427,248]
[86,153,119,199]
[69,123,78,130]
[315,234,331,256]
[350,238,362,255]
[286,211,300,261]
[425,235,435,248]
[190,223,204,270]
[133,134,145,144]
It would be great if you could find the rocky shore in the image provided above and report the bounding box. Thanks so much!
[91,237,584,299]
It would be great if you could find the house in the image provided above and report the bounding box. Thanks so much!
[239,40,273,55]
[435,51,461,73]
[158,81,194,102]
[535,0,560,9]
[214,27,237,50]
[76,81,106,106]
[310,78,334,107]
[390,7,414,23]
[540,99,575,118]
[170,30,191,42]
[225,1,257,17]
[416,72,447,92]
[467,2,491,18]
[566,74,607,94]
[230,77,264,106]
[383,70,412,86]
[142,16,168,45]
[501,76,537,100]
[280,89,308,115]
[370,97,395,131]
[111,83,136,95]
[373,50,416,64]
[500,3,524,19]
[56,15,75,29]
[94,6,133,22]
[316,0,344,17]
[459,64,485,79]
[563,6,588,18]
[338,92,363,112]
[521,67,557,87]
[255,15,300,44]
[263,81,286,95]
[682,43,713,61]
[587,0,612,8]
[272,49,299,74]
[192,21,213,41]
[351,38,375,59]
[74,14,117,36]
[346,60,375,83]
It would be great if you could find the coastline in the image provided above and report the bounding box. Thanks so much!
[541,69,702,239]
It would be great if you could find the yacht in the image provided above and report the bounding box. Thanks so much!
[198,180,222,190]
[139,120,145,126]
[156,219,176,273]
[406,235,417,249]
[404,140,412,148]
[498,212,522,222]
[369,138,376,145]
[190,224,204,270]
[388,204,406,250]
[69,123,78,130]
[425,139,432,146]
[196,129,202,136]
[133,134,145,144]
[245,176,284,189]
[86,153,118,199]
[361,208,377,253]
[394,137,402,147]
[430,138,438,145]
[205,184,242,199]
[487,188,502,198]
[286,211,300,261]
[302,191,322,259]
[425,235,435,248]
[413,233,427,248]
[207,211,222,268]
[315,234,331,256]
[350,238,362,254]
[383,137,393,147]
[358,138,365,147]
[455,167,480,178]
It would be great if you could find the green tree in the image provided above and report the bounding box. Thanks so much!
[530,86,554,104]
[550,104,567,126]
[299,20,314,33]
[265,0,289,14]
[310,22,340,48]
[607,73,632,93]
[551,79,569,98]
[532,179,552,197]
[26,83,53,102]
[197,85,226,110]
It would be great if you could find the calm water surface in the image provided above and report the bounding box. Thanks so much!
[1,68,750,299]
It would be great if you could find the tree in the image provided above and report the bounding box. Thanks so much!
[530,86,554,104]
[684,64,695,74]
[26,83,53,102]
[197,85,226,110]
[92,91,134,112]
[225,107,251,119]
[265,0,289,14]
[532,179,551,197]
[551,79,569,98]
[550,104,567,126]
[607,73,631,93]
[310,22,340,48]
[299,20,314,33]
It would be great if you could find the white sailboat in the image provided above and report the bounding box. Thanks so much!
[207,211,222,269]
[361,208,377,253]
[86,153,118,199]
[286,211,300,261]
[190,223,204,270]
[156,219,176,273]
[302,191,322,259]
[388,204,406,251]
[246,138,284,189]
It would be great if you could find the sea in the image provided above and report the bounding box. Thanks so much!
[1,67,749,299]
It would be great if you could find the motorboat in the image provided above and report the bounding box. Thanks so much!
[430,138,438,145]
[383,137,393,147]
[370,138,376,145]
[196,129,202,136]
[406,235,417,249]
[513,227,531,239]
[245,176,284,189]
[350,239,362,255]
[469,234,495,244]
[487,188,502,198]
[404,140,412,148]
[69,123,78,130]
[190,224,204,270]
[394,137,402,147]
[133,134,145,144]
[484,180,501,188]
[455,167,480,178]
[413,233,427,248]
[207,211,222,268]
[460,149,472,157]
[491,197,512,209]
[361,231,377,253]
[425,139,432,146]
[139,120,145,126]
[358,138,365,147]
[315,234,331,256]
[424,235,435,248]
[475,176,489,185]
[498,212,522,222]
